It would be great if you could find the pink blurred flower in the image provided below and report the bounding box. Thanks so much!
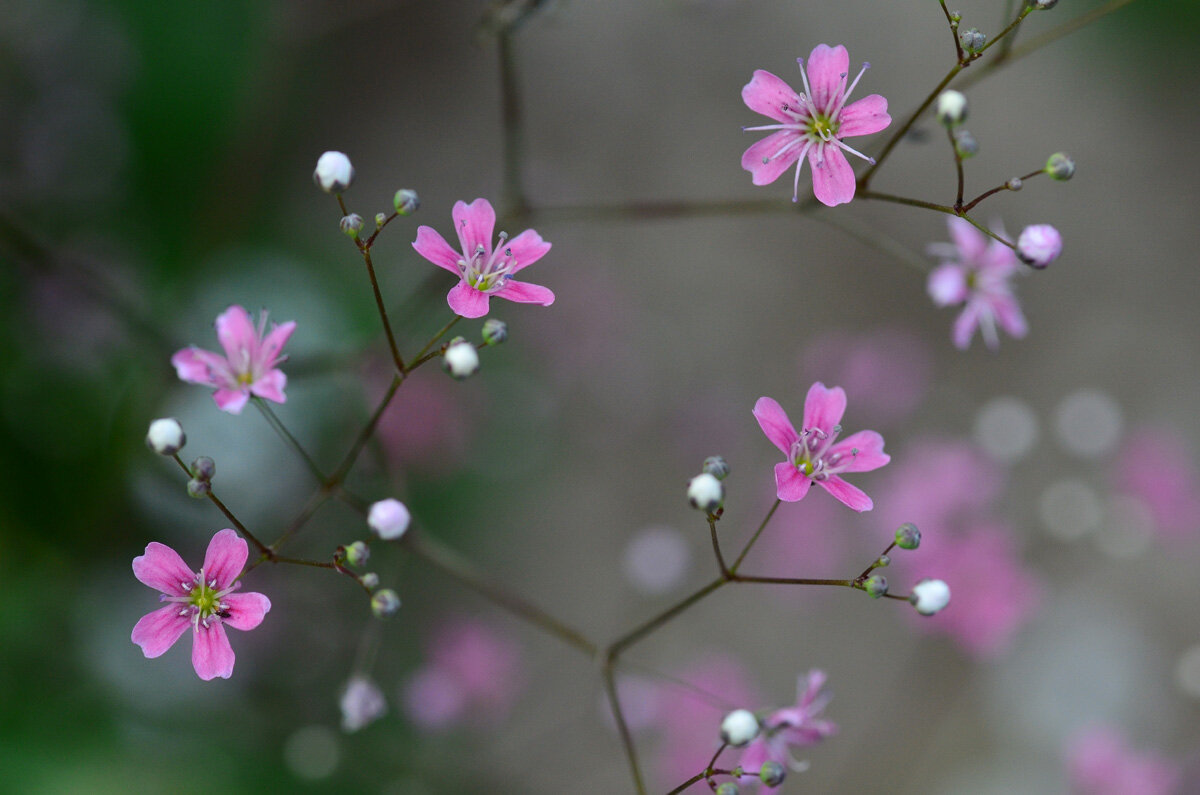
[872,438,1003,539]
[927,217,1027,351]
[1067,727,1182,795]
[802,328,931,425]
[412,198,554,319]
[741,44,890,206]
[754,383,889,511]
[402,616,522,731]
[131,529,271,680]
[172,305,295,414]
[906,522,1041,657]
[1113,428,1200,547]
[738,670,837,791]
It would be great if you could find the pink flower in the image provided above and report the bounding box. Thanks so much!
[412,198,554,319]
[802,328,931,426]
[1067,727,1182,795]
[131,529,271,681]
[1113,428,1200,547]
[753,383,889,511]
[927,217,1027,351]
[737,670,837,791]
[171,305,295,414]
[741,44,890,206]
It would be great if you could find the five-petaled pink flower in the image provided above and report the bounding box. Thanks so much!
[754,383,889,511]
[741,44,891,206]
[172,305,295,414]
[926,216,1027,351]
[737,670,838,792]
[131,529,271,681]
[412,198,554,319]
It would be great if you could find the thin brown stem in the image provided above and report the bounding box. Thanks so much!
[859,190,956,215]
[608,577,727,658]
[949,126,966,211]
[601,662,647,795]
[859,64,962,190]
[172,454,272,556]
[729,499,781,574]
[708,518,730,577]
[254,398,327,483]
[361,246,405,373]
[408,315,462,366]
[938,0,965,62]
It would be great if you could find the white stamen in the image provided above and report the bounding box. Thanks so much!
[832,138,876,164]
[794,58,821,119]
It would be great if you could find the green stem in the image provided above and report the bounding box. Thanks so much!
[731,574,856,587]
[498,29,528,218]
[959,168,1044,213]
[859,64,962,190]
[859,191,956,215]
[254,398,327,483]
[708,518,730,576]
[729,499,781,574]
[172,454,271,556]
[608,577,727,658]
[938,0,965,62]
[601,662,646,795]
[329,373,403,486]
[361,246,406,373]
[979,6,1034,55]
[409,315,462,365]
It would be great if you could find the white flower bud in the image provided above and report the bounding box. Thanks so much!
[1017,224,1063,269]
[959,27,986,53]
[344,541,371,567]
[359,572,380,590]
[340,675,387,733]
[953,128,979,158]
[1045,152,1075,181]
[720,709,760,747]
[687,472,724,513]
[910,578,952,615]
[340,213,364,238]
[935,90,968,127]
[314,151,354,193]
[393,189,420,215]
[367,498,411,540]
[443,337,480,380]
[702,455,730,480]
[146,418,186,456]
[186,478,211,499]
[1033,0,1058,9]
[862,574,888,599]
[481,318,508,346]
[759,760,787,788]
[371,589,401,617]
[191,456,216,481]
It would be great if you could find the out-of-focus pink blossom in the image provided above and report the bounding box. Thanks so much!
[131,529,270,680]
[906,522,1041,657]
[802,329,931,425]
[741,44,890,206]
[172,305,295,414]
[754,383,889,511]
[1017,224,1062,269]
[1113,428,1200,547]
[737,670,837,791]
[1067,727,1182,795]
[401,616,522,731]
[927,217,1027,351]
[412,198,553,319]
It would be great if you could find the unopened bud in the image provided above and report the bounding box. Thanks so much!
[910,578,952,616]
[895,522,921,550]
[146,418,185,456]
[443,337,480,380]
[481,318,508,346]
[687,472,724,513]
[340,213,364,239]
[960,27,986,53]
[340,675,387,733]
[720,709,760,747]
[393,189,420,216]
[190,456,215,482]
[371,589,401,617]
[1016,224,1062,269]
[863,575,888,598]
[715,784,740,795]
[375,212,387,228]
[1032,0,1058,9]
[186,478,211,499]
[314,151,354,194]
[874,554,891,569]
[953,128,979,159]
[1045,152,1075,181]
[344,541,371,567]
[702,455,730,480]
[359,572,380,590]
[367,498,411,541]
[760,760,787,788]
[1006,177,1023,191]
[935,90,968,127]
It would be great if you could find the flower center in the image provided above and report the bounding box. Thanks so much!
[808,114,838,142]
[459,231,516,293]
[166,569,236,632]
[788,425,856,481]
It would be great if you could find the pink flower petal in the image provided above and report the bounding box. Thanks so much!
[496,280,555,306]
[802,382,847,434]
[191,623,235,680]
[804,44,849,114]
[223,591,271,632]
[992,294,1028,339]
[741,69,804,123]
[413,226,465,275]
[259,320,296,366]
[838,94,891,137]
[808,145,856,207]
[215,305,257,365]
[818,476,873,511]
[133,541,194,595]
[775,462,812,502]
[250,369,287,404]
[829,430,889,472]
[446,282,491,318]
[504,229,551,274]
[742,131,804,187]
[948,216,987,264]
[171,347,226,386]
[213,387,250,414]
[202,529,248,590]
[131,605,191,658]
[753,396,799,454]
[452,198,497,259]
[952,303,982,350]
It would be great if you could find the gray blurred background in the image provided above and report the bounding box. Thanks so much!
[2,0,1198,792]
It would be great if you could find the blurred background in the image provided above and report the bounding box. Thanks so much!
[2,0,1198,792]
